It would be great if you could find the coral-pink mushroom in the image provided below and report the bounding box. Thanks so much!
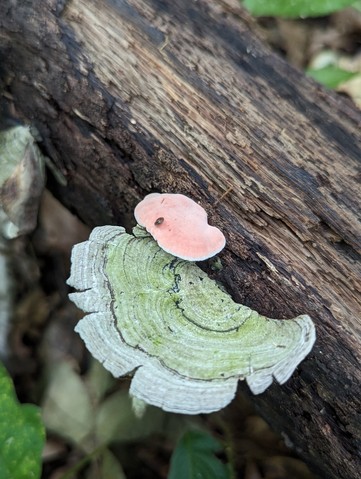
[134,193,226,261]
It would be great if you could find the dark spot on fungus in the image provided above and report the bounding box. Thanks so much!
[134,193,226,261]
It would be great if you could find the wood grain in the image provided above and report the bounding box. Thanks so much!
[0,0,360,477]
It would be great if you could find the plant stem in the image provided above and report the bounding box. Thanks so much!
[57,445,106,479]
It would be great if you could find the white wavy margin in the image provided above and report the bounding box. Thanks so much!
[67,226,316,414]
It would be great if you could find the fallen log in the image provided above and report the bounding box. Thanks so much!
[0,1,360,478]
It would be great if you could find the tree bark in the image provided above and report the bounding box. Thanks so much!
[0,1,360,478]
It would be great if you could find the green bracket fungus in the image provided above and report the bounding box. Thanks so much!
[67,226,315,414]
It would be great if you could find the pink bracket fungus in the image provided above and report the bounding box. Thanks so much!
[134,193,226,261]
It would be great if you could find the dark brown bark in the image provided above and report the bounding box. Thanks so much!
[0,1,360,478]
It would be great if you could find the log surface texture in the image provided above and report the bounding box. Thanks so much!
[0,1,360,478]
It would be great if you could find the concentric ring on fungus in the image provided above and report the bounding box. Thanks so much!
[67,226,316,414]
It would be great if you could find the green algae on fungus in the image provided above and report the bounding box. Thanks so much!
[67,226,315,414]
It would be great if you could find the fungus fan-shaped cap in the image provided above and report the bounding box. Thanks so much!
[134,193,226,261]
[67,225,316,414]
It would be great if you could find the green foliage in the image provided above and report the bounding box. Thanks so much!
[0,362,45,479]
[42,361,94,447]
[42,359,189,477]
[168,430,229,479]
[306,66,358,89]
[89,449,126,479]
[243,0,356,18]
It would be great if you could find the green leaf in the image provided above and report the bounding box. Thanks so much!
[306,66,358,89]
[0,362,45,479]
[88,449,127,479]
[353,1,361,12]
[41,361,94,449]
[168,430,229,479]
[85,358,114,404]
[96,390,172,445]
[243,0,356,18]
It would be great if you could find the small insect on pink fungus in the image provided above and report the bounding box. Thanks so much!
[134,193,226,261]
